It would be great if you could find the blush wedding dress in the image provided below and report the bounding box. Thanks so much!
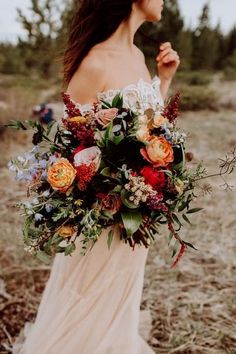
[12,76,164,354]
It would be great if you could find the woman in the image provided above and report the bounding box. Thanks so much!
[13,0,180,353]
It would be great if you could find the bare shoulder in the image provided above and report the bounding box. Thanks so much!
[66,50,108,105]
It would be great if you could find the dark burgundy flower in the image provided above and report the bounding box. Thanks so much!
[146,192,168,212]
[163,92,180,123]
[61,92,82,118]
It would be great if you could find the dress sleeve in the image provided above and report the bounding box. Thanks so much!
[151,75,164,106]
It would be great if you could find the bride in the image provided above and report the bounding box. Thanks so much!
[13,0,180,353]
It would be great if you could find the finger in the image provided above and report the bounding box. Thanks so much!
[157,49,178,61]
[159,42,172,51]
[162,54,180,64]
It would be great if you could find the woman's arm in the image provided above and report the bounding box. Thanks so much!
[156,42,180,101]
[159,77,172,101]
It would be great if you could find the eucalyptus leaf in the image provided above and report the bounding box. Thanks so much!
[121,211,142,237]
[112,124,122,133]
[36,250,52,264]
[64,243,76,256]
[107,229,114,249]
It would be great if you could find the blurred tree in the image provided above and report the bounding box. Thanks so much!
[0,44,25,74]
[191,4,220,70]
[226,26,236,57]
[17,0,63,77]
[214,23,228,69]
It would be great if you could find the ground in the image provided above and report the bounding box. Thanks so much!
[0,76,236,354]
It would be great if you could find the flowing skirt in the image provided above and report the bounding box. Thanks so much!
[12,224,154,354]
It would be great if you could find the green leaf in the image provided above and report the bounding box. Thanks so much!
[46,120,56,135]
[178,200,189,212]
[6,120,28,130]
[112,185,122,193]
[113,134,124,145]
[64,243,76,256]
[182,214,192,225]
[186,208,203,214]
[100,99,111,108]
[112,94,123,108]
[160,169,172,177]
[183,240,198,250]
[171,240,179,258]
[105,121,113,146]
[168,231,174,245]
[107,229,114,249]
[36,250,52,264]
[172,213,183,227]
[121,211,142,237]
[120,189,138,209]
[100,167,111,177]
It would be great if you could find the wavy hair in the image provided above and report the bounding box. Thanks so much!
[63,0,138,85]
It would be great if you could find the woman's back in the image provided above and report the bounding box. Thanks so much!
[66,43,152,105]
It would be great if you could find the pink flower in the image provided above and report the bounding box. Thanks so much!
[95,108,118,128]
[74,146,101,171]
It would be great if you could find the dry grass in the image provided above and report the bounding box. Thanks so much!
[0,74,236,353]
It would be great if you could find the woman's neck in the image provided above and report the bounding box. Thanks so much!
[97,8,145,54]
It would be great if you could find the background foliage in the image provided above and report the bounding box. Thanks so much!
[0,0,236,79]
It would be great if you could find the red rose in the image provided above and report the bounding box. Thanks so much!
[140,166,165,190]
[96,192,108,199]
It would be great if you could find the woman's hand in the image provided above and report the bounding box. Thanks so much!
[156,42,180,81]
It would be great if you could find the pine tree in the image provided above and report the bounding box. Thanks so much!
[226,26,236,57]
[191,4,220,70]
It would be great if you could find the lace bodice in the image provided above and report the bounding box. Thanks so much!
[64,75,164,117]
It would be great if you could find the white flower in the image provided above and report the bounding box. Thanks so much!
[32,198,39,205]
[35,213,43,221]
[17,156,25,163]
[74,146,101,171]
[42,190,50,197]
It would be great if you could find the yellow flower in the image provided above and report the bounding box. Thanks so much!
[47,158,77,193]
[68,116,87,124]
[174,178,185,195]
[58,225,76,238]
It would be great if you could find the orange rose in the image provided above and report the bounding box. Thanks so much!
[140,136,174,167]
[58,225,76,238]
[47,158,77,192]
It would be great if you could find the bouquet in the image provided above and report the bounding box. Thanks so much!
[7,90,235,267]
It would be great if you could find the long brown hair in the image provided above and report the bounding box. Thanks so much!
[63,0,138,86]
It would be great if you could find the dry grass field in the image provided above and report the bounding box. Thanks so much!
[0,75,235,353]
